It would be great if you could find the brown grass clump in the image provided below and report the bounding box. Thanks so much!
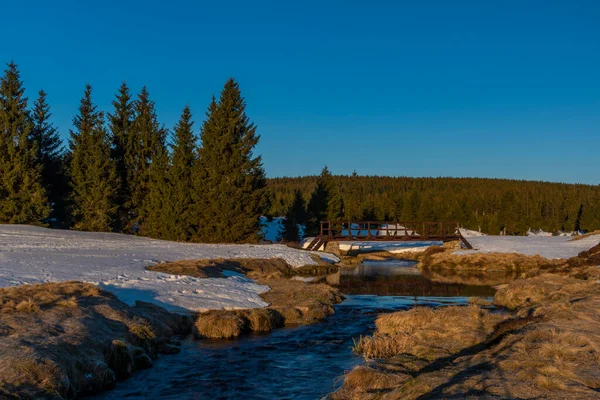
[193,310,250,339]
[238,308,284,331]
[56,296,78,308]
[10,357,65,396]
[0,281,189,399]
[331,365,410,398]
[467,296,493,306]
[15,298,40,313]
[354,305,505,360]
[494,273,600,310]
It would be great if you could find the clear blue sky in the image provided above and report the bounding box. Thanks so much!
[2,0,599,184]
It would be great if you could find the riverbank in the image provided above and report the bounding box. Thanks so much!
[0,256,343,398]
[331,242,600,399]
[149,258,344,339]
[0,282,192,399]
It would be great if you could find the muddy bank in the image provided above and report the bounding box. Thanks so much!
[0,282,192,399]
[331,245,600,399]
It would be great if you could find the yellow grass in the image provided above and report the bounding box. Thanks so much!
[193,310,250,339]
[354,305,504,359]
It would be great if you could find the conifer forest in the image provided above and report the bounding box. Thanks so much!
[1,61,599,242]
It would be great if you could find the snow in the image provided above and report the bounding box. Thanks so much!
[459,228,486,237]
[526,229,553,237]
[0,224,338,313]
[456,234,600,259]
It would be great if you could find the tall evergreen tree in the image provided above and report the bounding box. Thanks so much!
[131,87,167,232]
[345,170,362,220]
[281,189,307,242]
[401,190,420,221]
[108,82,135,231]
[307,166,333,235]
[142,141,171,238]
[0,62,50,223]
[194,79,267,243]
[69,84,118,231]
[164,105,197,240]
[31,90,68,226]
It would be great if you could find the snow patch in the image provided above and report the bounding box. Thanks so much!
[0,225,338,312]
[455,234,600,259]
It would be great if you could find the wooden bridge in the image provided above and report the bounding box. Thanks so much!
[305,221,473,251]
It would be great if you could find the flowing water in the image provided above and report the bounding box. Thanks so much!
[96,260,509,400]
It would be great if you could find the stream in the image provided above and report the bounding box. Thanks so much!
[96,260,508,400]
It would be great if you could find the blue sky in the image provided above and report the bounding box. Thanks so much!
[2,0,599,184]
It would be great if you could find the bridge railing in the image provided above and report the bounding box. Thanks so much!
[319,221,460,241]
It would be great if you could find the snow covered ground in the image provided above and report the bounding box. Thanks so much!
[0,225,337,313]
[456,234,600,259]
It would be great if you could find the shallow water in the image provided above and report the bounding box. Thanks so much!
[95,261,503,400]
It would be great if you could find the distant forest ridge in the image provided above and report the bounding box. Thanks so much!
[267,175,600,235]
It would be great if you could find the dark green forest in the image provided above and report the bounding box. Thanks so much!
[1,61,598,242]
[0,62,265,243]
[268,169,600,236]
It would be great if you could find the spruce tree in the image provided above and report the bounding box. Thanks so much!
[327,182,344,221]
[307,166,333,235]
[0,62,50,223]
[108,82,135,231]
[345,170,362,220]
[143,142,171,238]
[401,190,420,221]
[69,84,118,231]
[165,105,197,240]
[31,90,68,226]
[194,79,267,243]
[281,189,307,242]
[131,87,167,232]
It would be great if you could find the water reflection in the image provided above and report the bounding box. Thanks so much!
[323,260,511,297]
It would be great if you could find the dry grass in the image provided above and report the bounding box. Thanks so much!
[494,273,600,310]
[15,298,40,313]
[0,281,101,315]
[354,305,504,360]
[467,297,493,306]
[193,310,250,339]
[0,282,191,399]
[338,265,600,400]
[239,308,284,331]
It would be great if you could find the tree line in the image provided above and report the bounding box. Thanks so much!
[0,62,266,243]
[2,61,598,243]
[273,167,600,239]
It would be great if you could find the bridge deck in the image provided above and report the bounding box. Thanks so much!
[306,221,473,251]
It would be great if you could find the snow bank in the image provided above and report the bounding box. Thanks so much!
[0,225,338,312]
[456,234,600,259]
[459,228,486,237]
